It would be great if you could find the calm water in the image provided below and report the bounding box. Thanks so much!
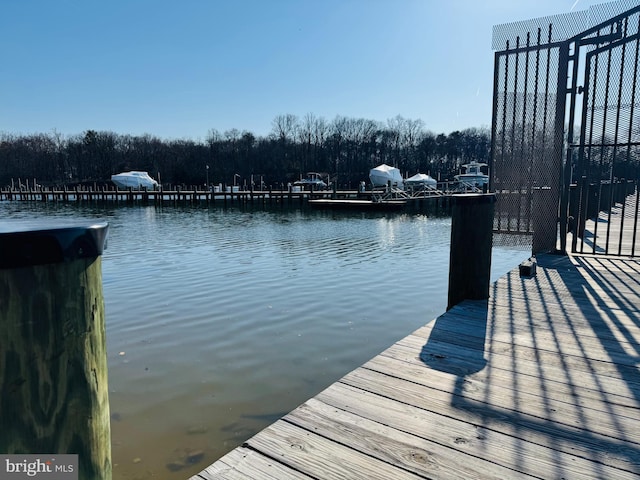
[0,201,530,479]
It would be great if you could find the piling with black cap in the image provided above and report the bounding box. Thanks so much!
[448,193,496,310]
[0,221,111,480]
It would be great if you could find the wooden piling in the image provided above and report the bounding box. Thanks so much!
[0,222,111,480]
[447,193,495,310]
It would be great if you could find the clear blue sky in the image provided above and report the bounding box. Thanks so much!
[1,0,609,140]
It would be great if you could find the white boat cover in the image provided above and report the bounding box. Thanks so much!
[369,164,403,188]
[405,173,437,187]
[111,171,158,189]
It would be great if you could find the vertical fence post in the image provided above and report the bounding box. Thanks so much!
[532,186,558,254]
[448,194,495,310]
[0,221,111,480]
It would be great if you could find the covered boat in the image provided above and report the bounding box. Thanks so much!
[405,173,437,190]
[369,164,403,189]
[111,171,158,189]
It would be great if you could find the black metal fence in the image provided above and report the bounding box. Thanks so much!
[491,0,640,256]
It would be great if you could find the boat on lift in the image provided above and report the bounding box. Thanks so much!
[405,173,437,191]
[293,172,327,190]
[369,164,404,189]
[454,161,489,188]
[111,171,159,189]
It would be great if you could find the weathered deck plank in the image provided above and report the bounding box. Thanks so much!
[197,446,314,479]
[287,397,532,480]
[245,421,426,480]
[316,383,637,479]
[191,253,640,480]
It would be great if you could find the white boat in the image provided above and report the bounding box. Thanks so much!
[405,173,437,190]
[369,164,404,189]
[293,172,327,190]
[454,161,489,187]
[111,171,158,189]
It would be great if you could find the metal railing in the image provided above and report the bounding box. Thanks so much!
[491,0,640,256]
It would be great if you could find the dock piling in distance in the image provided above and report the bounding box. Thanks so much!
[447,193,495,310]
[0,221,112,480]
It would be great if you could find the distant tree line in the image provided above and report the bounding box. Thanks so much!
[0,114,491,189]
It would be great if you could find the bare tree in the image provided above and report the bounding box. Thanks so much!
[271,114,299,143]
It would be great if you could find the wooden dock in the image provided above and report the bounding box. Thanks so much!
[0,186,458,209]
[308,198,408,211]
[0,186,328,205]
[191,252,640,479]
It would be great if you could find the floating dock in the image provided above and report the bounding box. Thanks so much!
[308,198,408,211]
[191,251,640,479]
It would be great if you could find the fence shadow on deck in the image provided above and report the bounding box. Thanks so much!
[418,254,640,477]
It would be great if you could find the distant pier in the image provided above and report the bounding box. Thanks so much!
[0,186,314,204]
[0,185,462,209]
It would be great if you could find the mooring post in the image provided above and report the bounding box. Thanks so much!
[0,221,112,480]
[447,193,495,310]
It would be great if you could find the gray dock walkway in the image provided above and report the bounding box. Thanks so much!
[191,251,640,479]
